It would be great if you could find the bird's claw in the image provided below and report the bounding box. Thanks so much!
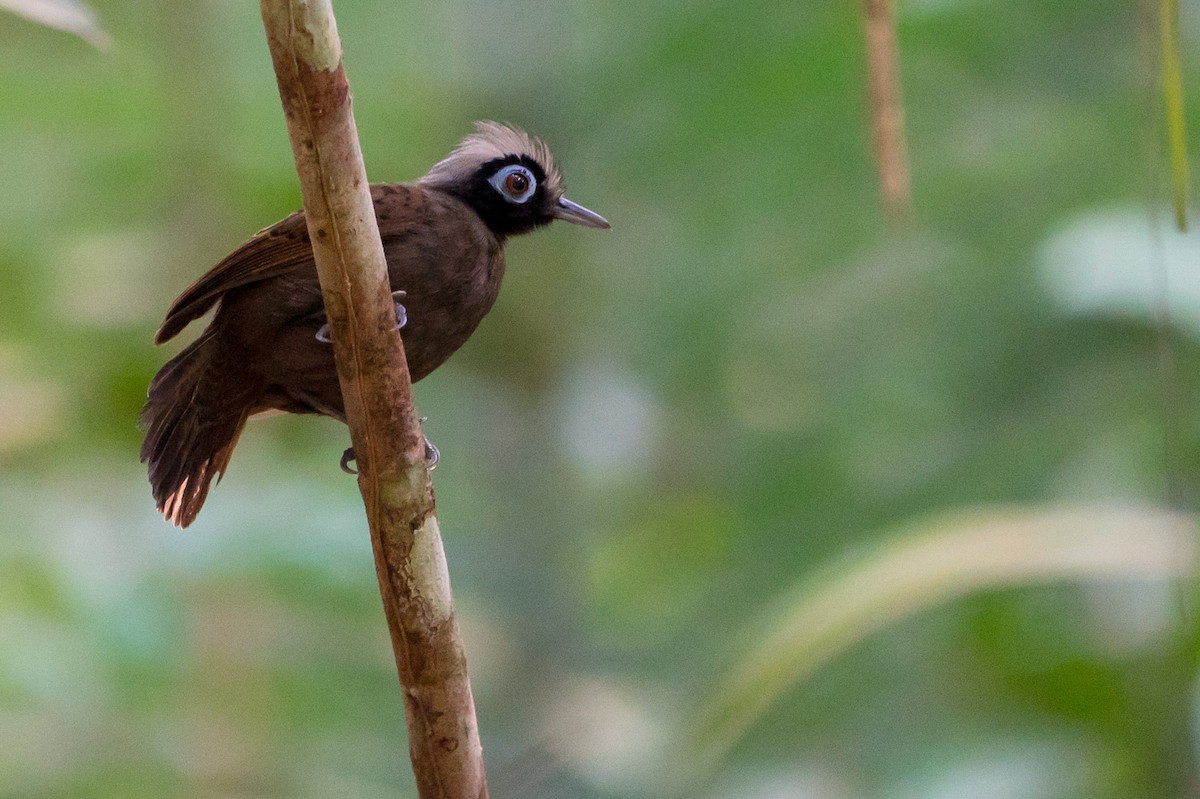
[316,290,408,344]
[338,431,438,476]
[392,291,408,331]
[418,416,439,470]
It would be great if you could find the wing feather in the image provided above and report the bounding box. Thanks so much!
[154,183,427,344]
[155,210,313,344]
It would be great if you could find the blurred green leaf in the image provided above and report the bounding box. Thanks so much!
[0,0,109,48]
[681,505,1197,782]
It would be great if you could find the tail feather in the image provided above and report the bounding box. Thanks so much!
[140,330,257,527]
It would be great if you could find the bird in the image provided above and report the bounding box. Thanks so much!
[140,121,609,527]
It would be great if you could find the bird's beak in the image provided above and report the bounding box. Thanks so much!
[554,197,611,229]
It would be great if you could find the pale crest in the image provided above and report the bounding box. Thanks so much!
[420,121,563,197]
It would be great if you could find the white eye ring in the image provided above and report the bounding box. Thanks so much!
[490,164,537,204]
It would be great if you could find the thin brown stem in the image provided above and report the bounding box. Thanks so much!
[863,0,913,225]
[258,2,488,796]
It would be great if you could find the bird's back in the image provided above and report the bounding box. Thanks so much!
[157,183,502,352]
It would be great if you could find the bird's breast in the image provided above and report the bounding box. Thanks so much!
[379,193,506,382]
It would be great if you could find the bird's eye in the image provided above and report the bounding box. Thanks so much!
[489,164,537,204]
[506,171,528,195]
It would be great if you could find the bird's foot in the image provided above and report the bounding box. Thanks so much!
[338,430,439,476]
[316,291,408,344]
[419,416,440,470]
[392,291,408,330]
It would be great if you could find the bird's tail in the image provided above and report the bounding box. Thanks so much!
[139,330,258,527]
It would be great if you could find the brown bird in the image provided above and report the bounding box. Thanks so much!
[141,122,609,527]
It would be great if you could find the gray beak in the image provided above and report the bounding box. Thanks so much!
[553,197,611,229]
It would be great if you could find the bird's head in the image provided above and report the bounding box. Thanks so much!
[419,121,610,237]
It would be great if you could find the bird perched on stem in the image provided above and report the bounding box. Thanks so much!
[141,122,609,527]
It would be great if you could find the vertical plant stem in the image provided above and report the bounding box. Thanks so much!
[258,2,488,796]
[1160,0,1190,231]
[863,0,913,224]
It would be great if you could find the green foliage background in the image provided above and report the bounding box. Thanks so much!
[0,0,1198,797]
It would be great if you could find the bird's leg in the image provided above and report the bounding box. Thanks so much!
[316,290,408,344]
[340,419,439,475]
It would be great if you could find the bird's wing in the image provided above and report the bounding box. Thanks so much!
[155,210,313,344]
[154,184,420,345]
